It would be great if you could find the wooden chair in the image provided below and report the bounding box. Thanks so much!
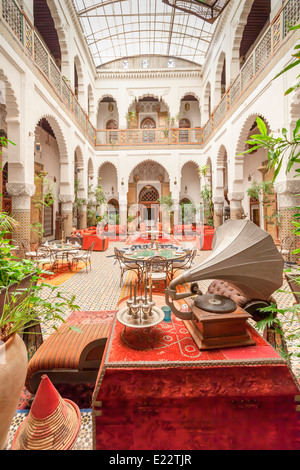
[71,242,95,273]
[114,247,142,286]
[145,255,170,288]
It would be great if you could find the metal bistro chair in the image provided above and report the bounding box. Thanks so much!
[285,273,300,305]
[36,247,57,272]
[71,241,95,273]
[20,239,46,260]
[278,236,294,265]
[114,247,142,287]
[55,244,80,270]
[145,255,171,289]
[170,247,197,279]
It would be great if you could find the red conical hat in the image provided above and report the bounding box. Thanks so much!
[12,375,81,450]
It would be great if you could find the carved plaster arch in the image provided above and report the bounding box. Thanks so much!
[74,55,85,103]
[214,51,227,103]
[34,114,69,162]
[128,158,170,182]
[88,157,94,179]
[87,84,95,117]
[128,94,170,113]
[180,160,200,177]
[97,160,119,179]
[235,112,271,159]
[97,94,118,107]
[231,0,256,80]
[74,145,84,170]
[216,144,228,167]
[0,69,19,119]
[46,0,69,70]
[179,91,201,104]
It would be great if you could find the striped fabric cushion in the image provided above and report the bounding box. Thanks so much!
[25,322,111,390]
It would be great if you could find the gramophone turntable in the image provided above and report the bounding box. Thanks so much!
[165,219,284,350]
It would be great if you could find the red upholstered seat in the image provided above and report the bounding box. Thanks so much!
[207,280,248,307]
[82,235,109,251]
[26,321,112,394]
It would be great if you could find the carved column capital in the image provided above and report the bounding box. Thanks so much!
[6,183,36,197]
[58,194,75,204]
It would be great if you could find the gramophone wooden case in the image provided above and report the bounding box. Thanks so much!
[183,297,256,350]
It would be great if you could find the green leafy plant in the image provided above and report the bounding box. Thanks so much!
[73,178,87,221]
[246,180,282,228]
[201,184,214,226]
[31,171,56,241]
[198,164,209,177]
[0,279,80,343]
[127,214,135,223]
[0,214,38,288]
[274,23,300,96]
[126,110,137,124]
[239,22,300,360]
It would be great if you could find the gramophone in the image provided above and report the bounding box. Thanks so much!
[165,219,284,350]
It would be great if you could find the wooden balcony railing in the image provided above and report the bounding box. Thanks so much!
[0,0,299,149]
[95,128,203,146]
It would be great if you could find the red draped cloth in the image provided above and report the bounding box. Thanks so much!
[92,313,300,450]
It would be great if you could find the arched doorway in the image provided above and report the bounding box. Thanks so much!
[179,118,191,143]
[106,119,118,144]
[141,117,156,144]
[139,185,160,225]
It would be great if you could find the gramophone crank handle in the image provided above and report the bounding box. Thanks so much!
[165,289,193,321]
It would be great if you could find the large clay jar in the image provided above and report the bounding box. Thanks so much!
[0,334,28,449]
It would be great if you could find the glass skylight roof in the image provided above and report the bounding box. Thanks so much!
[73,0,220,67]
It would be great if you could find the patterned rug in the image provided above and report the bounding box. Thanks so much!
[38,261,87,286]
[107,317,277,364]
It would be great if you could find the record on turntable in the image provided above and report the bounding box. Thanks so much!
[193,294,237,314]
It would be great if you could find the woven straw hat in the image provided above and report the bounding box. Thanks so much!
[12,375,81,450]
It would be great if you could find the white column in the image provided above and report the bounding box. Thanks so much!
[228,192,245,219]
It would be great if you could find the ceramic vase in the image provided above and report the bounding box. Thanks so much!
[0,334,28,449]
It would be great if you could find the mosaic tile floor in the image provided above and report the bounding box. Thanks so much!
[5,241,300,450]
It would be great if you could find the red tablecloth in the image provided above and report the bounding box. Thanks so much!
[92,311,300,450]
[82,235,109,251]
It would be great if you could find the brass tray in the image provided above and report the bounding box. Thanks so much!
[116,306,165,328]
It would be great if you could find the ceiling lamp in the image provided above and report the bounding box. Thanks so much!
[162,0,232,24]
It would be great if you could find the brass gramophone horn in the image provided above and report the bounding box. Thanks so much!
[165,219,284,320]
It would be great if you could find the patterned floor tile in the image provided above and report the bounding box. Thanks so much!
[5,241,300,450]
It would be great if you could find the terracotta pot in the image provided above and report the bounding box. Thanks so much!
[0,334,28,450]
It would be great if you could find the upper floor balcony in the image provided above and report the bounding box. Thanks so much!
[0,0,299,150]
[95,128,203,147]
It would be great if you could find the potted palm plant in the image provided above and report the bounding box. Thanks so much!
[0,213,80,449]
[0,280,80,450]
